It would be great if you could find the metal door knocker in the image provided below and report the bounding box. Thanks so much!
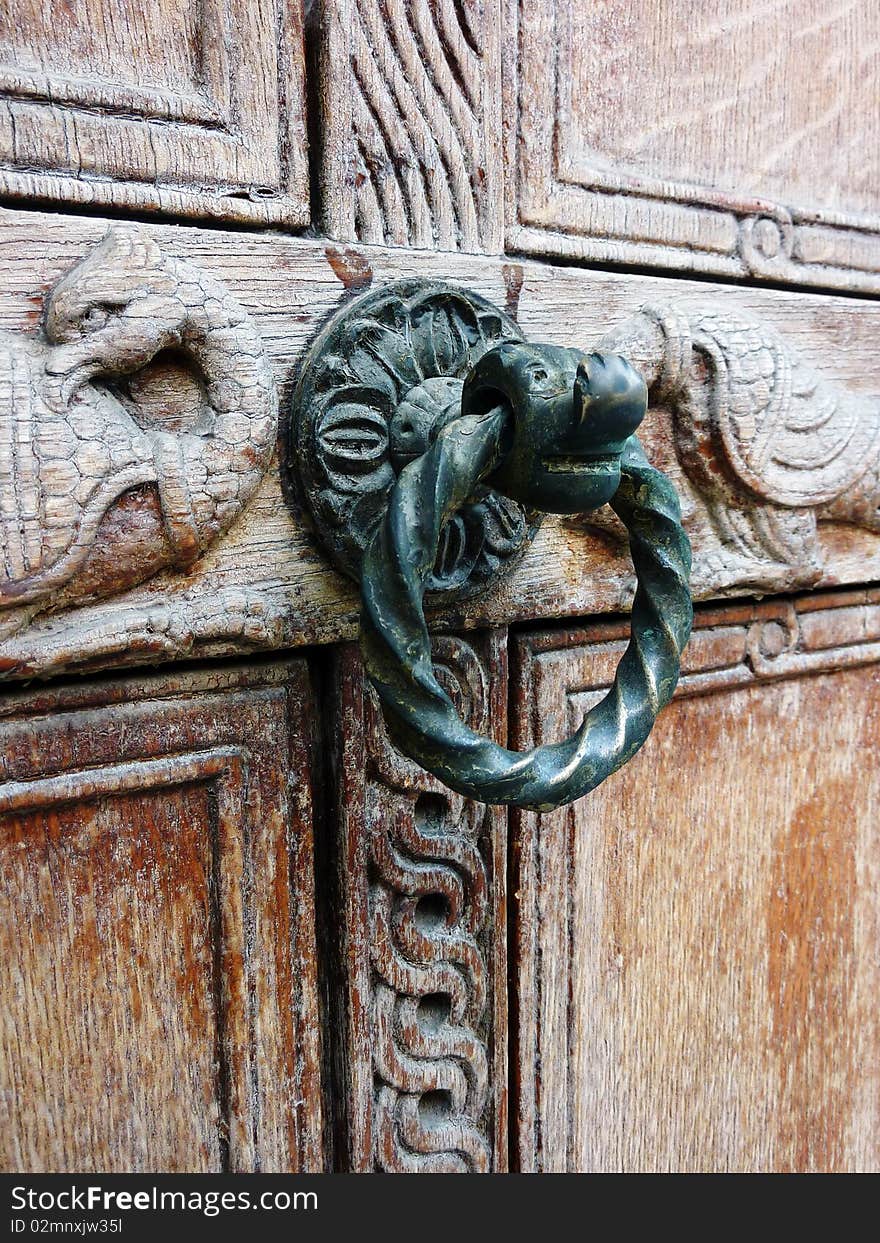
[291,281,692,811]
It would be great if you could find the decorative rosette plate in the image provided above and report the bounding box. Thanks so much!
[291,279,539,599]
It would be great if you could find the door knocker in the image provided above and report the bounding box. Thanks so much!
[292,281,692,811]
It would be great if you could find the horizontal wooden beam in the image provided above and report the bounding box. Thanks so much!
[0,207,878,683]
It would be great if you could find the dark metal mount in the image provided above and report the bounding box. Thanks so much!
[292,280,536,599]
[291,280,693,810]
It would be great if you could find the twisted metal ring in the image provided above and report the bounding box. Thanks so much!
[361,407,693,812]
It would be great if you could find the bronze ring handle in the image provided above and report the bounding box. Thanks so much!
[293,280,693,810]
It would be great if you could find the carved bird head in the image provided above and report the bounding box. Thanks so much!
[462,342,647,513]
[43,228,182,396]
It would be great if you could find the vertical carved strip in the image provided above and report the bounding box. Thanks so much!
[318,0,504,252]
[332,633,508,1171]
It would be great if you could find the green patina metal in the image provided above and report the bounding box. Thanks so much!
[292,280,693,811]
[467,342,649,514]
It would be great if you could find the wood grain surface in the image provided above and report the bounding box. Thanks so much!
[317,0,503,251]
[512,588,880,1171]
[0,0,309,225]
[562,0,880,217]
[507,0,880,289]
[0,208,878,683]
[0,660,323,1172]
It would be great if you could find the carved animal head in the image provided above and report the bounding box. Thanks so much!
[463,342,647,513]
[44,228,182,384]
[0,228,277,631]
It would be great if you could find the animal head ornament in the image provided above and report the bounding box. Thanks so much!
[0,229,277,636]
[462,342,648,513]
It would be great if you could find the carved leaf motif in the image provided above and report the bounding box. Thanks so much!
[409,296,482,376]
[346,321,425,396]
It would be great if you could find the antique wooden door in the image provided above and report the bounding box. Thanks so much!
[0,1,878,1173]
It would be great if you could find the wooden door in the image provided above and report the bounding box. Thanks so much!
[0,1,878,1173]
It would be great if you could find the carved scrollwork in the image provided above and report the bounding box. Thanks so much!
[0,228,278,638]
[365,636,496,1172]
[293,279,537,599]
[738,210,796,279]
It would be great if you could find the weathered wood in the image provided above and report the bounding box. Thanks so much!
[0,228,278,634]
[0,659,323,1172]
[506,0,880,290]
[3,0,879,1184]
[0,0,309,225]
[0,209,879,683]
[511,587,880,1171]
[317,0,503,251]
[330,634,508,1172]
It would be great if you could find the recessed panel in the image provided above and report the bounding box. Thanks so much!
[0,0,308,224]
[510,0,880,287]
[0,0,204,101]
[0,783,227,1172]
[560,0,880,217]
[0,662,323,1172]
[513,594,880,1171]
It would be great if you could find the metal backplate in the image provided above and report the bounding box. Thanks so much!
[290,279,540,600]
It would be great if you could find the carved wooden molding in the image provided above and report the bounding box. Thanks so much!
[516,587,880,725]
[0,227,278,643]
[0,0,309,225]
[505,0,880,291]
[597,300,880,596]
[332,636,508,1172]
[318,0,504,251]
[0,216,878,684]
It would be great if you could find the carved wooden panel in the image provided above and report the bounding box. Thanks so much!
[329,634,508,1171]
[0,660,323,1171]
[512,588,880,1171]
[0,0,308,225]
[1,210,879,682]
[506,0,880,291]
[0,228,278,641]
[317,0,503,251]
